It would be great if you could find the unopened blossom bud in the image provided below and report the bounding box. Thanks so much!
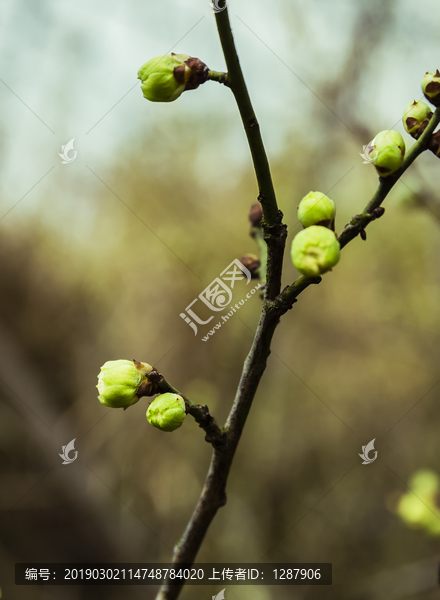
[249,203,263,228]
[146,393,187,432]
[422,70,440,106]
[239,254,261,279]
[410,469,439,500]
[297,191,336,229]
[369,130,405,177]
[137,53,209,103]
[97,359,153,409]
[397,470,440,535]
[428,130,440,157]
[402,100,433,138]
[291,225,340,277]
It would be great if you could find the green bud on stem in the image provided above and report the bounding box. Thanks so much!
[146,393,187,432]
[97,359,153,409]
[137,53,209,103]
[297,191,336,229]
[369,130,405,178]
[422,70,440,106]
[402,100,433,139]
[291,225,340,277]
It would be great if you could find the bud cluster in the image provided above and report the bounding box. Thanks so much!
[291,191,340,277]
[97,360,188,432]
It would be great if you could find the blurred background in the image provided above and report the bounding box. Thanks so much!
[1,0,440,598]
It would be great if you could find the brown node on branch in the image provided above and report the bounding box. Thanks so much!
[372,206,385,219]
[185,58,210,90]
[137,367,163,397]
[173,55,209,90]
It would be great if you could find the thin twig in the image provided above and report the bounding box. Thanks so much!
[213,6,287,301]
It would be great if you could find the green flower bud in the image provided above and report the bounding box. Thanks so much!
[137,53,209,103]
[422,70,440,106]
[297,191,336,229]
[410,469,439,500]
[146,393,187,432]
[397,493,429,527]
[397,470,440,535]
[97,359,153,408]
[369,130,405,177]
[402,100,433,138]
[291,225,340,277]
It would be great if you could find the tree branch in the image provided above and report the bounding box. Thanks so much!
[213,8,277,224]
[156,305,281,600]
[156,8,439,598]
[213,6,287,300]
[250,225,267,288]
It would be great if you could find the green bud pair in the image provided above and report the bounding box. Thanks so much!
[297,191,335,229]
[138,53,209,103]
[291,225,340,277]
[368,130,405,178]
[402,100,433,139]
[97,360,187,432]
[146,393,187,432]
[422,70,440,107]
